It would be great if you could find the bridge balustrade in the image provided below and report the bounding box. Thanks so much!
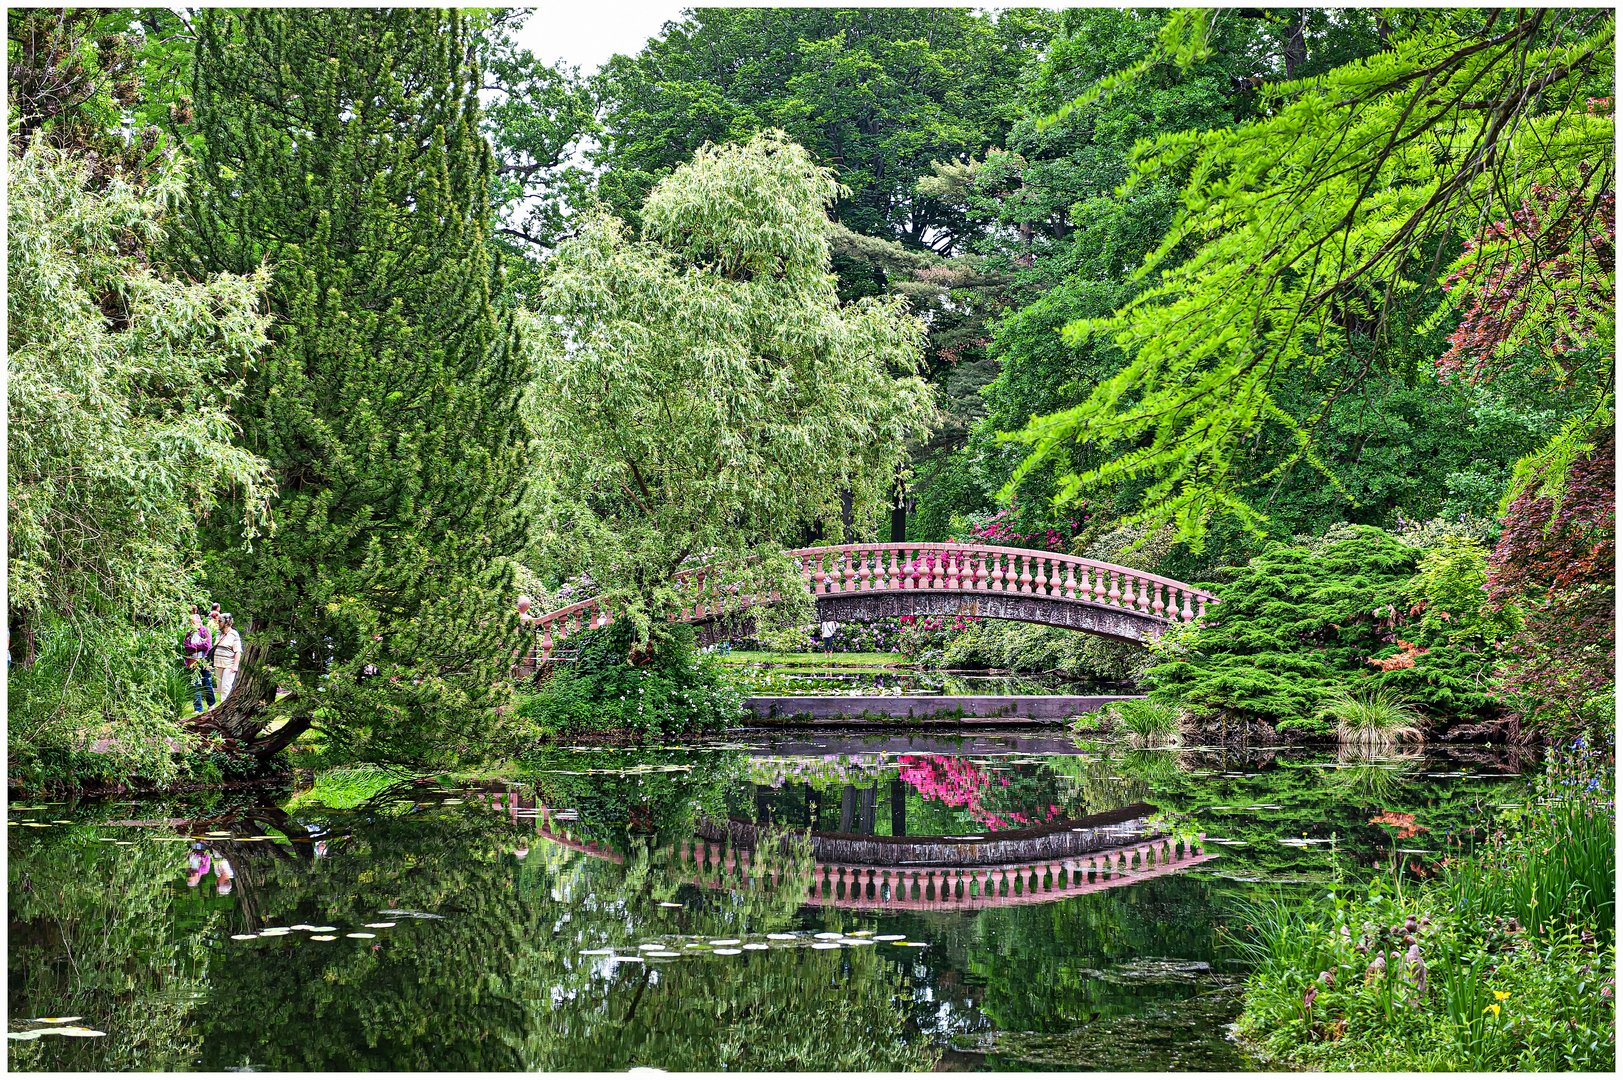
[530,541,1218,663]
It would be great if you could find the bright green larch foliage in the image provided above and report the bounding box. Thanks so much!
[1004,10,1614,550]
[179,8,530,760]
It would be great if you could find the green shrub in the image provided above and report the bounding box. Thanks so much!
[1144,525,1498,730]
[8,612,194,793]
[1097,697,1182,748]
[517,622,743,739]
[1316,689,1425,748]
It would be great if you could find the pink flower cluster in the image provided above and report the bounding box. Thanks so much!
[951,501,1086,553]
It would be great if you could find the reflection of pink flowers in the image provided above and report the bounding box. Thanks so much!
[897,755,1063,832]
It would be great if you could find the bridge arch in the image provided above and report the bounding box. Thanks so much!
[532,542,1217,660]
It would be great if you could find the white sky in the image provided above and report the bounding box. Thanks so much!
[510,2,693,73]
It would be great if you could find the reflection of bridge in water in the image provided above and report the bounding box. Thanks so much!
[521,800,1212,911]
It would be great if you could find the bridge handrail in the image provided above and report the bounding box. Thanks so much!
[530,540,1218,659]
[785,542,1220,602]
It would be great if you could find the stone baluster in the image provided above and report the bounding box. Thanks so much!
[974,553,988,591]
[886,548,900,590]
[1012,554,1028,593]
[1064,562,1078,599]
[989,553,1005,592]
[928,550,944,589]
[1152,582,1166,618]
[1092,567,1108,604]
[1033,557,1048,596]
[1196,594,1209,619]
[857,549,872,591]
[945,551,960,589]
[1180,589,1195,621]
[1108,571,1122,606]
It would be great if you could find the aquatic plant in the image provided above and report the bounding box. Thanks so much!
[1316,689,1424,749]
[1099,698,1183,748]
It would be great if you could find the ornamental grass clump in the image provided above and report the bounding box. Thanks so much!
[1317,689,1425,748]
[1099,698,1183,748]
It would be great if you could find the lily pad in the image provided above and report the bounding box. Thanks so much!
[813,932,843,940]
[708,939,741,946]
[230,934,258,941]
[742,943,769,951]
[874,935,905,942]
[638,943,666,951]
[7,1032,44,1041]
[712,948,743,956]
[345,932,376,939]
[363,922,396,929]
[310,935,337,941]
[810,942,841,950]
[31,1017,83,1024]
[766,933,797,941]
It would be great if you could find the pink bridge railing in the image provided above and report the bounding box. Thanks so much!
[530,542,1218,662]
[532,810,1212,911]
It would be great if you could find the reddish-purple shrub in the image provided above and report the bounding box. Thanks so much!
[1485,427,1615,735]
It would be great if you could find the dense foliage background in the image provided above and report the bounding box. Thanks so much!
[6,7,1614,782]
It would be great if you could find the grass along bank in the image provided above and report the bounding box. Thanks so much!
[1231,737,1615,1070]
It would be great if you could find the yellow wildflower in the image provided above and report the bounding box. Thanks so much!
[1493,990,1510,1002]
[1484,1003,1501,1017]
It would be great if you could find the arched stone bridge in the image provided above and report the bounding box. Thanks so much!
[532,542,1218,661]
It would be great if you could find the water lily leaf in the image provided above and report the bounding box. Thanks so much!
[813,932,843,940]
[346,932,376,939]
[873,935,905,942]
[230,934,258,941]
[708,939,740,946]
[766,933,797,941]
[32,1017,82,1024]
[810,942,841,950]
[638,943,666,951]
[309,935,337,941]
[712,948,742,955]
[42,1027,106,1037]
[8,1031,44,1041]
[742,943,769,951]
[363,922,396,929]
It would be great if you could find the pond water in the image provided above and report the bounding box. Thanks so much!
[8,732,1531,1071]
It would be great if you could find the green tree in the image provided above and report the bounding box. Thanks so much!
[592,7,1051,259]
[474,10,599,302]
[525,131,935,640]
[179,8,530,762]
[1003,10,1614,549]
[6,141,272,786]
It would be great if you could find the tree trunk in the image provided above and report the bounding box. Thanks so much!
[1284,10,1308,79]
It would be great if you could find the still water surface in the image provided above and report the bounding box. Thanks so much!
[8,732,1528,1071]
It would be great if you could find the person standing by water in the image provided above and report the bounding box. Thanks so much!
[213,613,243,701]
[183,610,215,713]
[819,618,839,657]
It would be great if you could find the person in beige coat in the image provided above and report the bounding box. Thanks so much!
[213,613,244,700]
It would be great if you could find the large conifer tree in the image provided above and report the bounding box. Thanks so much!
[181,9,528,759]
